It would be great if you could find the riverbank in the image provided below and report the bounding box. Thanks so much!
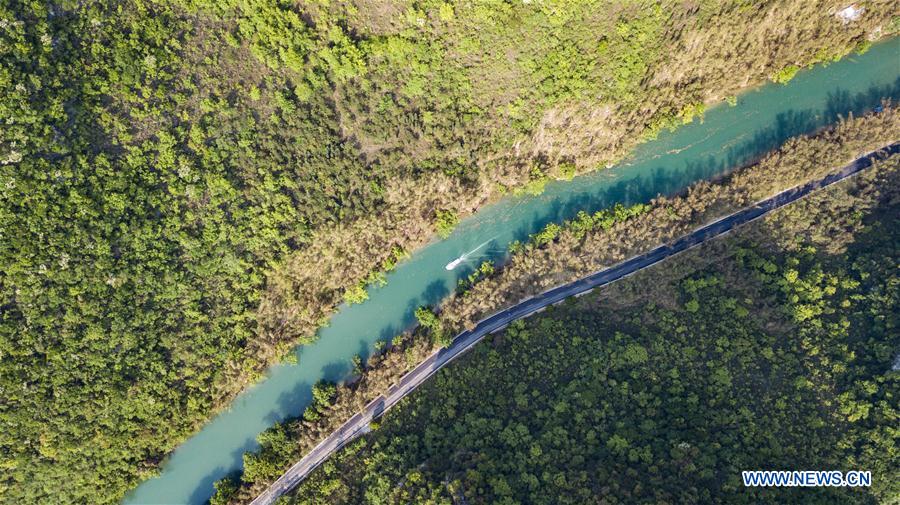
[212,106,899,504]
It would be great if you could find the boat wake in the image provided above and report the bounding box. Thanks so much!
[445,238,495,270]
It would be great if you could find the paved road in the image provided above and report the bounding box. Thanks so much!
[250,143,898,505]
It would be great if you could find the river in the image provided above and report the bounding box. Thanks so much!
[125,38,900,504]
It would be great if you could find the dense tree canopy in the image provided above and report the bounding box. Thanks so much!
[0,0,895,502]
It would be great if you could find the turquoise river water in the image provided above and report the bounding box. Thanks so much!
[126,38,900,504]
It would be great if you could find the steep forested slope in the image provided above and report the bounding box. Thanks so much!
[0,1,895,502]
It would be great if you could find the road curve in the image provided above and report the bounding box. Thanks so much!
[250,142,899,505]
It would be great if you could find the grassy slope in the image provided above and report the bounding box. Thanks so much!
[284,152,900,505]
[0,1,896,502]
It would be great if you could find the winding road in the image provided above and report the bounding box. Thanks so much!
[250,142,899,505]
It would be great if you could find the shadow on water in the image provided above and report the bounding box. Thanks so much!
[377,324,401,347]
[321,361,351,382]
[723,109,818,170]
[421,279,450,306]
[354,339,372,366]
[266,381,314,424]
[186,432,258,505]
[825,78,900,121]
[187,466,228,505]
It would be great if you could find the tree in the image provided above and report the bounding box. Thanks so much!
[435,210,460,239]
[415,306,451,347]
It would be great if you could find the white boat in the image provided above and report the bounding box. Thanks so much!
[445,258,464,270]
[445,238,495,271]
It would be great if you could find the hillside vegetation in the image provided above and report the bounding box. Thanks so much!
[213,108,899,503]
[282,139,900,504]
[0,0,895,502]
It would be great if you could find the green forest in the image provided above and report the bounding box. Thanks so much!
[0,0,896,502]
[282,152,900,504]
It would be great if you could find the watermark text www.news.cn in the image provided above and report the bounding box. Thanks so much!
[742,470,871,487]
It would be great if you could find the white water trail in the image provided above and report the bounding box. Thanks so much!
[445,237,496,270]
